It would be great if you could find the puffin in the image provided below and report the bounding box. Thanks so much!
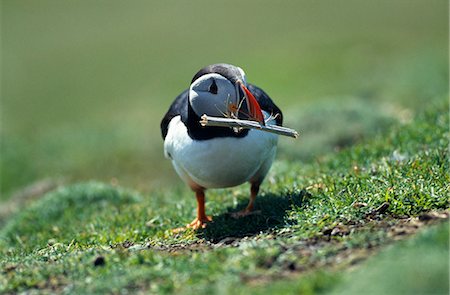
[161,63,283,229]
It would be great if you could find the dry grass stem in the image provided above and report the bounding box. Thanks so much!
[200,114,299,138]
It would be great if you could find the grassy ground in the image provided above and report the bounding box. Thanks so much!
[0,98,448,293]
[2,0,448,197]
[1,0,449,294]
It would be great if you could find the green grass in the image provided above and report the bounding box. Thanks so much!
[0,97,448,294]
[1,1,449,294]
[1,0,448,198]
[331,222,449,295]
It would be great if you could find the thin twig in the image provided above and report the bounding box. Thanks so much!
[200,115,299,139]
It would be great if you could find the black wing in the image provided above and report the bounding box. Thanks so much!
[160,89,189,139]
[248,84,283,126]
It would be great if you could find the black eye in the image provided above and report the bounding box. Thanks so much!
[208,79,218,94]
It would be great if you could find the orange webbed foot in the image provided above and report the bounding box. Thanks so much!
[230,182,261,219]
[171,216,212,233]
[172,189,213,232]
[186,216,212,229]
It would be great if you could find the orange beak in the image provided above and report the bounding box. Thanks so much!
[238,82,265,126]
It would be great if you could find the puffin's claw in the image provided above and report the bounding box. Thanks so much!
[187,216,212,229]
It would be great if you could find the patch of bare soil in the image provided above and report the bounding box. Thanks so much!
[243,209,449,285]
[137,209,448,285]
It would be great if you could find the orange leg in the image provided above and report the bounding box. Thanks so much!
[231,183,261,218]
[186,190,212,229]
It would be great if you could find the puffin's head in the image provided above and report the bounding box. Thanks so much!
[188,63,265,125]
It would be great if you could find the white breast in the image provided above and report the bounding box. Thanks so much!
[164,114,278,189]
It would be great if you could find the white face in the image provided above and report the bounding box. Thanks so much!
[189,73,241,118]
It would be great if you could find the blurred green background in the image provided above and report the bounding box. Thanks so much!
[1,0,448,199]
